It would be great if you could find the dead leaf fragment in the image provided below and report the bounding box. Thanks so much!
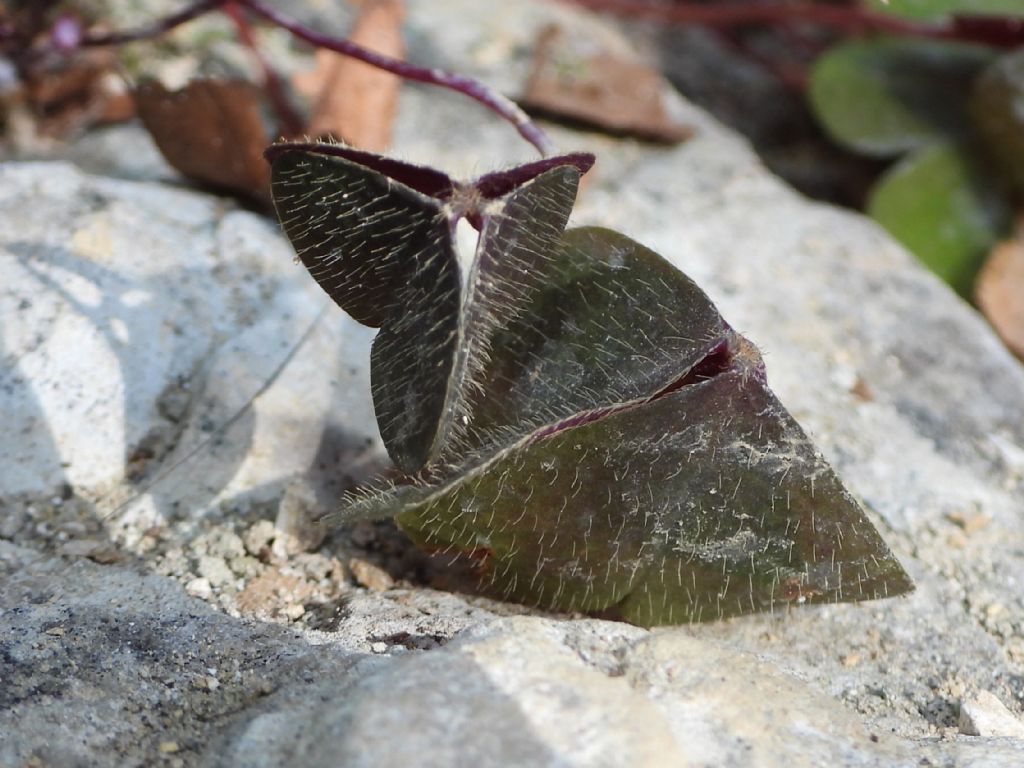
[849,375,874,402]
[16,48,134,139]
[521,24,692,143]
[349,557,395,591]
[976,236,1024,361]
[135,79,271,206]
[946,509,993,536]
[293,0,405,151]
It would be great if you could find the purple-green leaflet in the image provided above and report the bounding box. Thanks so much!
[266,142,913,627]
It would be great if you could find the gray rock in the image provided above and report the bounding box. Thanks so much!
[2,0,1024,765]
[0,160,382,537]
[0,546,362,768]
[960,691,1024,738]
[0,554,908,768]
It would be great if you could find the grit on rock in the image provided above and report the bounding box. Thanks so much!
[3,1,1024,766]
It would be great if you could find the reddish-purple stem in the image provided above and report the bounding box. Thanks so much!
[560,0,949,33]
[80,0,226,46]
[711,27,808,90]
[76,0,555,156]
[223,2,305,136]
[559,0,1024,48]
[237,0,554,155]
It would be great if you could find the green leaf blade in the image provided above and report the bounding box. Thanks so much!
[867,142,1011,296]
[867,0,1024,20]
[809,39,996,157]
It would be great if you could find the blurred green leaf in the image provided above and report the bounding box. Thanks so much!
[809,39,996,157]
[971,49,1024,191]
[867,142,1011,296]
[867,0,1024,20]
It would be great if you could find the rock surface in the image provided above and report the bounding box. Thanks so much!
[3,0,1024,766]
[959,691,1024,739]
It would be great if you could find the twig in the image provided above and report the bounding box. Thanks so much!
[559,0,949,33]
[81,0,227,46]
[223,2,305,136]
[711,27,809,90]
[76,0,555,155]
[238,0,554,154]
[559,0,1024,47]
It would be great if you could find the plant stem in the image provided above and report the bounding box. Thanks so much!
[236,0,554,155]
[81,0,227,46]
[559,0,948,33]
[223,2,305,136]
[77,0,555,156]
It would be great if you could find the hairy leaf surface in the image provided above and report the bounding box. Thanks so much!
[267,145,913,626]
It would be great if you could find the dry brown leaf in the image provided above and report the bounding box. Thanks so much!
[292,0,405,151]
[21,48,134,138]
[521,25,692,143]
[976,235,1024,361]
[135,79,271,207]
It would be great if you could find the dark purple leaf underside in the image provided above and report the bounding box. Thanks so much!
[268,145,591,474]
[472,152,594,199]
[270,149,460,472]
[265,141,457,200]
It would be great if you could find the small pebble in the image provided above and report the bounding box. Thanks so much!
[197,555,234,587]
[192,675,220,692]
[349,558,394,592]
[193,529,246,560]
[273,480,325,555]
[243,520,276,557]
[370,642,387,654]
[186,577,213,600]
[158,741,180,754]
[946,510,992,536]
[959,691,1024,737]
[58,538,122,563]
[294,552,344,584]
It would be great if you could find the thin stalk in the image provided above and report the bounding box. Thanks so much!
[81,0,227,46]
[223,2,305,136]
[76,0,555,156]
[237,0,554,154]
[559,0,956,36]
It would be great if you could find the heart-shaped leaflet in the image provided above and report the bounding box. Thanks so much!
[267,144,913,626]
[266,142,594,474]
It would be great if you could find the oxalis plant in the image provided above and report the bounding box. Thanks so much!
[265,142,913,627]
[28,0,914,626]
